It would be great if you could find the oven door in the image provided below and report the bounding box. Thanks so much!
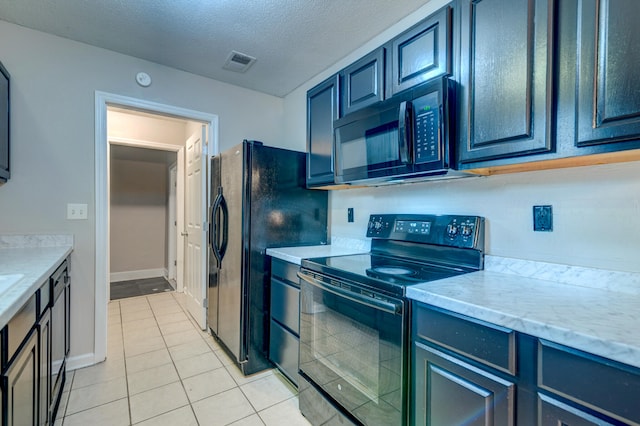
[298,270,406,426]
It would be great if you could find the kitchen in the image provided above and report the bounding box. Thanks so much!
[0,0,639,425]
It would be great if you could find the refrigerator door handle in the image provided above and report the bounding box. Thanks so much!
[210,189,223,265]
[218,192,229,262]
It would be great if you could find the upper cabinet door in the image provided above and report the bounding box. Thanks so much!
[458,0,554,164]
[341,48,385,115]
[306,74,339,187]
[576,0,640,147]
[390,6,452,95]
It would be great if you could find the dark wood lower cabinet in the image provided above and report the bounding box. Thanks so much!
[412,302,640,426]
[1,257,69,426]
[413,341,515,426]
[4,329,39,426]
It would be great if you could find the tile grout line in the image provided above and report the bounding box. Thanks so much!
[146,293,202,426]
[120,299,134,426]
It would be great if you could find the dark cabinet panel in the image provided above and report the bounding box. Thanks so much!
[50,261,69,420]
[538,393,617,426]
[413,341,515,426]
[390,6,452,95]
[4,329,38,426]
[306,74,339,187]
[269,319,299,387]
[539,339,640,425]
[575,0,640,147]
[414,303,516,375]
[459,0,554,163]
[38,309,51,426]
[269,258,300,387]
[342,48,385,115]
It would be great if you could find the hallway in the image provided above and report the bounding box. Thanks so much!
[56,292,310,425]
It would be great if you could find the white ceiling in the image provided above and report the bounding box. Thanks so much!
[0,0,432,97]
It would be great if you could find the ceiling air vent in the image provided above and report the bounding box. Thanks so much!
[223,50,257,73]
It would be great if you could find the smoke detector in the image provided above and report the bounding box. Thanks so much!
[223,50,257,73]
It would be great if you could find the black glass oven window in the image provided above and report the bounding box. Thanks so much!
[300,280,404,425]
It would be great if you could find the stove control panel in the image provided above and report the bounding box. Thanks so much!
[367,214,484,249]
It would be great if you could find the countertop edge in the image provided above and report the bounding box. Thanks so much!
[406,272,640,369]
[0,245,73,329]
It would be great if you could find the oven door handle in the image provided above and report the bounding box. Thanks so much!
[298,271,403,315]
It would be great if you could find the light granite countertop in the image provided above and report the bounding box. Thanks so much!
[266,237,370,265]
[0,235,73,329]
[407,256,640,369]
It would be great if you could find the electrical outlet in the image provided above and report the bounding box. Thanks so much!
[67,203,88,220]
[533,205,552,231]
[347,208,354,223]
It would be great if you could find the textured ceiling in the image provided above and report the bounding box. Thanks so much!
[0,0,431,97]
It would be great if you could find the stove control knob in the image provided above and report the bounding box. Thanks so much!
[374,221,383,230]
[446,222,459,238]
[461,224,474,237]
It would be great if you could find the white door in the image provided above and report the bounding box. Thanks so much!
[184,125,208,329]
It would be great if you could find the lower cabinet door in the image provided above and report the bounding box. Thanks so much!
[4,329,39,426]
[39,309,51,426]
[413,341,515,426]
[538,393,616,426]
[269,319,299,387]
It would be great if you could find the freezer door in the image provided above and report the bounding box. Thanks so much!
[216,143,245,361]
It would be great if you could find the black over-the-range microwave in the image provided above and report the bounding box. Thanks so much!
[334,76,468,185]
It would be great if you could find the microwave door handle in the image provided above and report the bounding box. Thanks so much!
[398,100,412,164]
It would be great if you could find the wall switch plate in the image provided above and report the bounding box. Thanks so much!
[67,203,88,220]
[533,205,552,231]
[347,208,354,223]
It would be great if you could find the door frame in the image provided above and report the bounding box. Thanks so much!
[95,91,218,363]
[168,162,178,286]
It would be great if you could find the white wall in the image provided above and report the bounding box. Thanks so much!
[110,156,169,276]
[283,0,640,274]
[330,162,640,273]
[0,20,284,363]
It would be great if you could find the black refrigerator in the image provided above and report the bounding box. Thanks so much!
[208,140,328,375]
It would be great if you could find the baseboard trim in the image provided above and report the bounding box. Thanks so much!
[110,268,165,283]
[66,352,97,371]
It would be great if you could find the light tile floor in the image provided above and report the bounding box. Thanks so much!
[55,292,311,426]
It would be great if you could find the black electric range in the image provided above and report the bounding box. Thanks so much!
[298,214,485,426]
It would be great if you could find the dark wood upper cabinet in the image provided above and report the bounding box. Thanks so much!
[458,0,554,164]
[390,6,452,96]
[575,0,640,147]
[306,74,339,187]
[341,48,385,116]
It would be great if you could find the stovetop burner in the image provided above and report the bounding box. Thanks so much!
[369,266,417,276]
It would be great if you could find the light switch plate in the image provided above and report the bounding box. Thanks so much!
[67,203,88,220]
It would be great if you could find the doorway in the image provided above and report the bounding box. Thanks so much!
[95,91,218,364]
[109,143,177,300]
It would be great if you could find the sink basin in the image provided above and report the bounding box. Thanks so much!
[0,273,24,293]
